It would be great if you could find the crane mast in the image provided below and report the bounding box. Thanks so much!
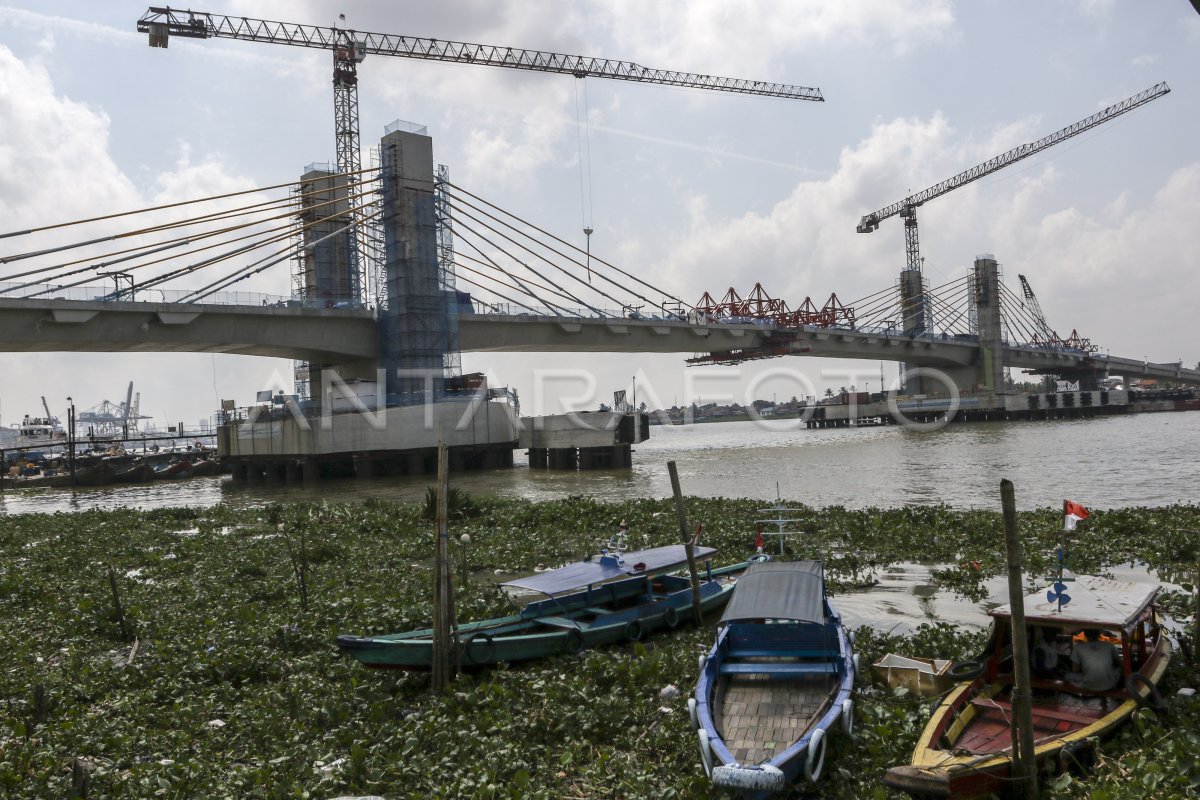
[857,82,1170,274]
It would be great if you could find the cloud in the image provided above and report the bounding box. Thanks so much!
[0,43,294,425]
[621,108,1199,366]
[600,0,956,71]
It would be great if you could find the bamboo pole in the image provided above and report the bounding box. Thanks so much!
[667,461,703,627]
[106,565,131,641]
[1001,479,1038,798]
[430,441,455,691]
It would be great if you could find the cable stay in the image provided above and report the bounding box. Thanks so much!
[0,168,379,243]
[444,185,686,316]
[454,252,596,311]
[445,181,688,310]
[452,218,605,317]
[453,233,580,317]
[449,201,631,313]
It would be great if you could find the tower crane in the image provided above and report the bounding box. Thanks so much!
[137,6,824,301]
[856,82,1170,278]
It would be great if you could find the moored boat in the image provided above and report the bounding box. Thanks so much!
[337,539,753,670]
[690,561,856,796]
[154,460,194,480]
[884,576,1170,798]
[189,458,222,477]
[113,460,157,483]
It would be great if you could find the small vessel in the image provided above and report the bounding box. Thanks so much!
[113,459,157,483]
[189,458,223,477]
[885,576,1170,798]
[690,561,856,795]
[154,460,194,480]
[337,537,752,670]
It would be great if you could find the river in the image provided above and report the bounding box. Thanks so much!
[3,412,1189,633]
[1,411,1195,516]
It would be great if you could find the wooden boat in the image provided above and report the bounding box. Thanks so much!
[190,458,222,477]
[154,460,193,480]
[69,461,117,487]
[114,460,157,483]
[885,576,1170,798]
[690,561,856,795]
[337,542,753,670]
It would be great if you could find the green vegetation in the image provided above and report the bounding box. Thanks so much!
[2,498,1199,798]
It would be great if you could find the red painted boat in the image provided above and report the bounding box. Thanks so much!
[885,576,1170,798]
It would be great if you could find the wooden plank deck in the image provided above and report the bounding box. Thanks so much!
[956,694,1107,753]
[715,673,834,765]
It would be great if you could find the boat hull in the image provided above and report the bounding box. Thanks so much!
[692,563,855,797]
[338,563,748,670]
[886,595,1171,799]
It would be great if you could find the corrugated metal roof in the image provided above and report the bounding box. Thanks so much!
[501,544,717,596]
[719,560,826,624]
[989,576,1160,629]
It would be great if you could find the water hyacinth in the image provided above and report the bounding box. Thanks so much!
[0,499,1198,798]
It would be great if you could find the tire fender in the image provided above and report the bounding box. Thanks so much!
[947,659,985,681]
[804,728,826,783]
[697,728,714,778]
[463,631,495,665]
[1126,672,1166,713]
[840,698,854,737]
[663,606,680,629]
[562,627,585,655]
[624,619,644,642]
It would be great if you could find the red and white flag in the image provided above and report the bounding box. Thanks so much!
[755,525,764,553]
[1063,500,1089,531]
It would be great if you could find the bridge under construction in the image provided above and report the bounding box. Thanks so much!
[0,9,1194,479]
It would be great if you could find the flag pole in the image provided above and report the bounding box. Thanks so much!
[1058,499,1068,613]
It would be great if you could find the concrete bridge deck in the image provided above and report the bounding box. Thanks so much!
[0,297,1196,387]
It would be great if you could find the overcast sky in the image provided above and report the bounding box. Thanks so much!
[1,1,1198,427]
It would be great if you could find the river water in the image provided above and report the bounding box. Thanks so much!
[3,412,1190,633]
[2,411,1195,515]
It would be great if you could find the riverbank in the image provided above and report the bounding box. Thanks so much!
[4,498,1198,798]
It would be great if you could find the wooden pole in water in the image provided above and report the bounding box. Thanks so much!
[667,460,703,627]
[431,441,456,691]
[1001,479,1038,798]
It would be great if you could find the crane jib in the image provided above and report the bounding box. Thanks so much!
[137,7,823,101]
[856,81,1170,232]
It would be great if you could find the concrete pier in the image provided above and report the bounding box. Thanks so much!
[520,410,647,470]
[219,397,519,483]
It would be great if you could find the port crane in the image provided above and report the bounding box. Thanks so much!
[856,82,1170,284]
[137,6,824,302]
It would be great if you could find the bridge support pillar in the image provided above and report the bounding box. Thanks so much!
[301,459,320,483]
[353,455,375,478]
[230,462,247,482]
[285,461,300,483]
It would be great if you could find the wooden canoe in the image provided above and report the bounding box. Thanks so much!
[690,561,856,796]
[337,544,747,670]
[885,576,1170,798]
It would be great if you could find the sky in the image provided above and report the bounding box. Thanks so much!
[0,0,1198,428]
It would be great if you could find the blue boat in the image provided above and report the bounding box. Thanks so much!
[689,561,856,796]
[338,541,754,670]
